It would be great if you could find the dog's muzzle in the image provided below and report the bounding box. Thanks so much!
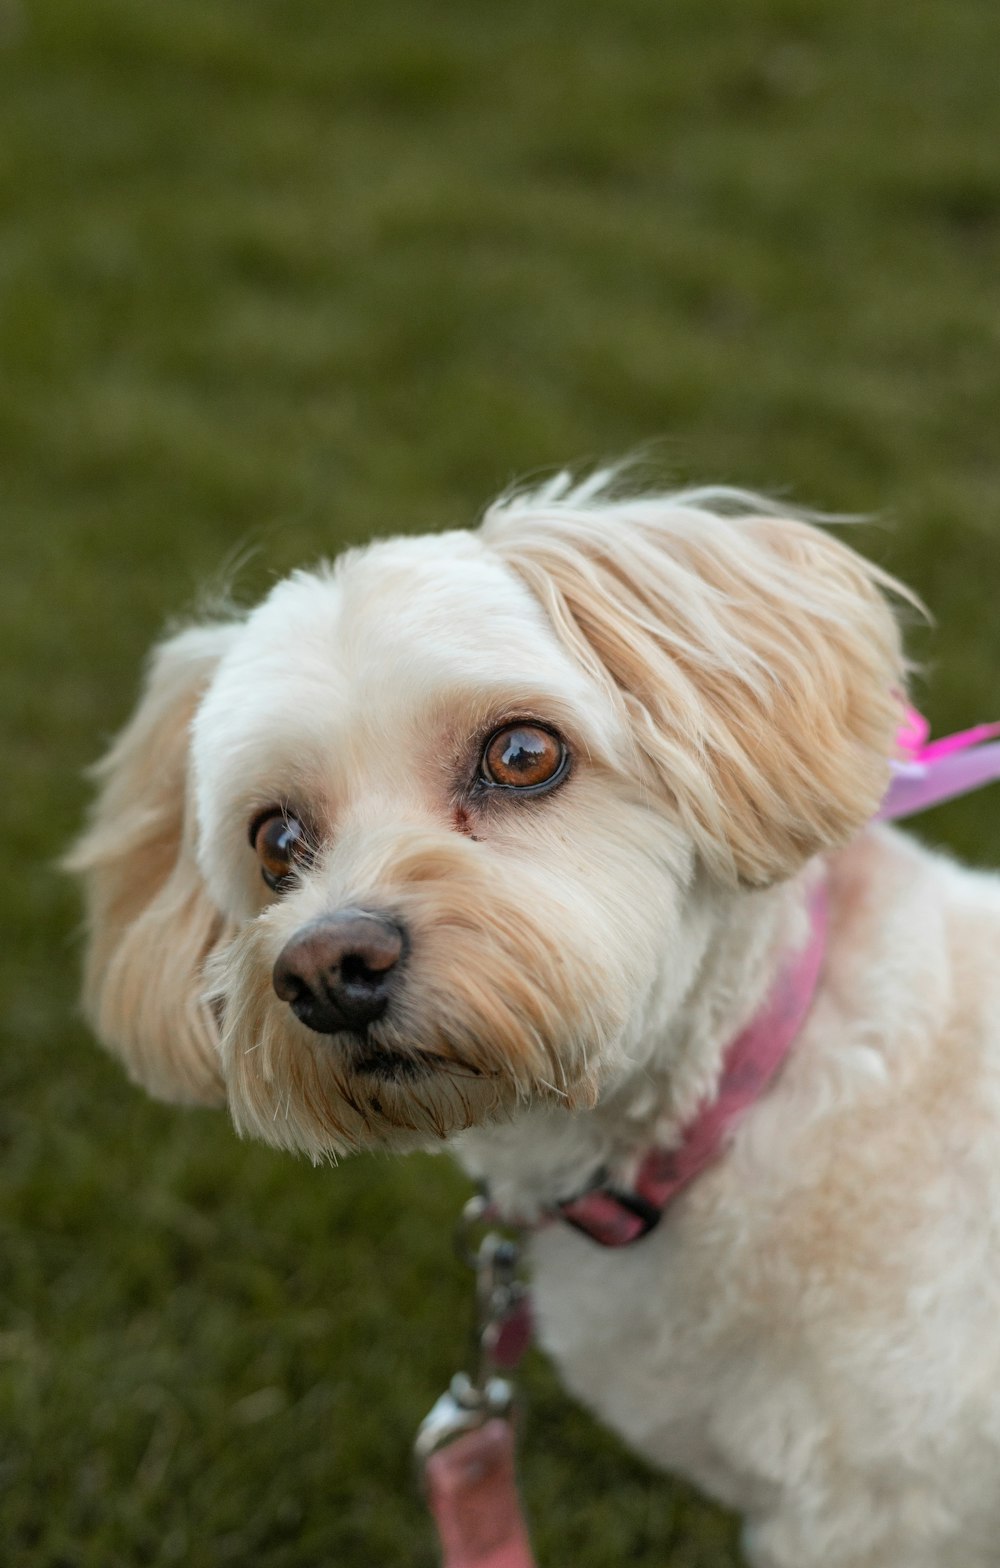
[272,908,407,1035]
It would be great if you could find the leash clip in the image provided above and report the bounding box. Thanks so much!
[415,1197,529,1475]
[414,1370,515,1469]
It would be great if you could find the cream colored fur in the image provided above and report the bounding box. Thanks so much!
[69,475,1000,1567]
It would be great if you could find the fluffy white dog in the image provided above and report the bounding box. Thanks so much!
[69,474,1000,1568]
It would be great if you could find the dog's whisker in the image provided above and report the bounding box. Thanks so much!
[537,1077,569,1100]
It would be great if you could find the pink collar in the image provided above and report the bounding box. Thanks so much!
[549,706,1000,1248]
[556,878,829,1246]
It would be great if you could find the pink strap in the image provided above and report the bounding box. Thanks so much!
[879,705,1000,822]
[918,721,1000,760]
[425,1420,537,1568]
[637,877,828,1202]
[560,880,829,1245]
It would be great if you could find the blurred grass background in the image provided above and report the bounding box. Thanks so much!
[2,0,999,1562]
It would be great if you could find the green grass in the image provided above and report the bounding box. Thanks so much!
[3,0,1000,1561]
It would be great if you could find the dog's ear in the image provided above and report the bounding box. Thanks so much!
[66,623,238,1104]
[483,486,909,886]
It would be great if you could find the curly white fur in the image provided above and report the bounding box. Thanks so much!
[69,474,1000,1566]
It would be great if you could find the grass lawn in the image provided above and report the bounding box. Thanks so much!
[2,0,999,1562]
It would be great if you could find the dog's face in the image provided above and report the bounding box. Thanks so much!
[194,532,695,1154]
[69,480,908,1159]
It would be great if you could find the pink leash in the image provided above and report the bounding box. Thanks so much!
[416,1229,537,1567]
[418,704,1000,1568]
[425,1421,537,1568]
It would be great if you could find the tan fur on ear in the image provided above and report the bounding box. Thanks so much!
[482,481,912,886]
[66,624,238,1103]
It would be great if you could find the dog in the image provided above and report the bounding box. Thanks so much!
[69,472,1000,1567]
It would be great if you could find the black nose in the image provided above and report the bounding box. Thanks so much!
[272,909,407,1034]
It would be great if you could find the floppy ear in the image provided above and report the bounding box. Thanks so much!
[483,484,910,886]
[66,623,239,1104]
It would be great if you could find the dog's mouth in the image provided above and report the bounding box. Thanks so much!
[351,1044,431,1081]
[336,1031,487,1085]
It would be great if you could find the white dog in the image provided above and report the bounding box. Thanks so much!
[69,473,1000,1568]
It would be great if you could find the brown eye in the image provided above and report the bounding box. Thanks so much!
[481,725,567,792]
[250,810,312,891]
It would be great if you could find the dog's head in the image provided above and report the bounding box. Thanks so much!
[68,478,908,1158]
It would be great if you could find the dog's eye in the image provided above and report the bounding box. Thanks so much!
[250,810,312,891]
[480,725,567,791]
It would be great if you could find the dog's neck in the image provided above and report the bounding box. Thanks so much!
[455,862,820,1220]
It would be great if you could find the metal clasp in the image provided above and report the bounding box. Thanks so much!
[415,1197,529,1474]
[414,1370,515,1466]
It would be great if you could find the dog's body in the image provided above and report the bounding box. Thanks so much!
[484,829,1000,1568]
[69,475,1000,1566]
